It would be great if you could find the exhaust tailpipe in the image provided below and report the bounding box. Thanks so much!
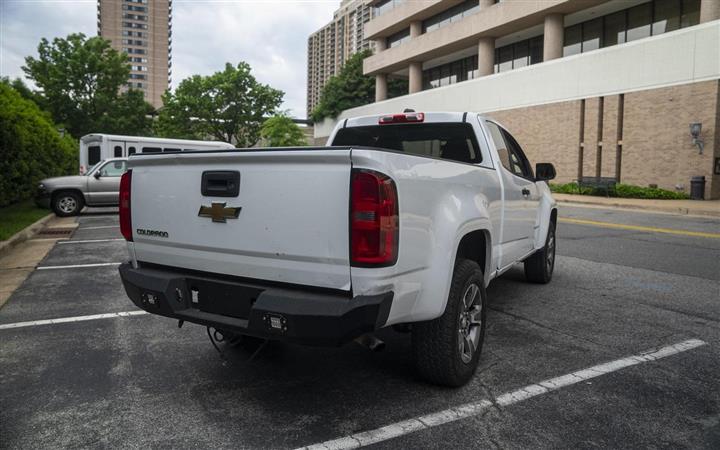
[355,334,385,352]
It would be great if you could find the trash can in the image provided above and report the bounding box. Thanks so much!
[690,176,705,200]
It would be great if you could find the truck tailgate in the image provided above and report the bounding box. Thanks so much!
[128,149,352,290]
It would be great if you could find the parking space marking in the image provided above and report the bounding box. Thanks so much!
[0,310,148,330]
[80,225,120,230]
[559,218,720,239]
[37,262,122,270]
[297,339,707,450]
[57,238,124,245]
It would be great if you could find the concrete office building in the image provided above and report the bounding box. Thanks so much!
[314,0,720,199]
[98,0,172,109]
[307,0,375,116]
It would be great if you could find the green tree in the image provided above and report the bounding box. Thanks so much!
[260,114,307,147]
[311,50,408,122]
[23,33,153,137]
[0,82,77,206]
[157,62,284,147]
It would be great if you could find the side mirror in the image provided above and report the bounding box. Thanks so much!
[93,172,101,179]
[535,163,556,182]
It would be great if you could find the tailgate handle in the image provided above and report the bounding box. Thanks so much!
[201,171,240,197]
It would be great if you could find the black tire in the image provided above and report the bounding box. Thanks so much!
[412,259,487,387]
[52,191,84,217]
[524,219,556,284]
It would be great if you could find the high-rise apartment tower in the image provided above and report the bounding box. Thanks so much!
[97,0,172,109]
[306,0,374,116]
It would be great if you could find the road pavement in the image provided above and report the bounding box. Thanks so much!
[1,205,718,449]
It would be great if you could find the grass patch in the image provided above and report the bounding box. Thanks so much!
[0,199,50,241]
[549,182,690,200]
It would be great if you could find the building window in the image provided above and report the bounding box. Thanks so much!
[374,0,406,17]
[123,48,147,55]
[563,24,582,56]
[564,0,700,56]
[122,4,147,12]
[129,74,146,80]
[653,0,681,34]
[495,35,544,73]
[122,13,147,21]
[423,55,479,90]
[423,0,480,34]
[626,2,652,42]
[122,39,146,46]
[122,21,147,29]
[386,28,410,48]
[603,11,626,47]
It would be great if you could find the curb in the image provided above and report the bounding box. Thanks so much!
[0,213,54,258]
[556,199,720,218]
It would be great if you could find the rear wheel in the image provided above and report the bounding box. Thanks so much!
[412,259,486,387]
[524,219,556,283]
[52,191,84,217]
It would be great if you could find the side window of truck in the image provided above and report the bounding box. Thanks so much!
[500,129,534,180]
[485,122,516,174]
[485,122,532,179]
[114,146,123,157]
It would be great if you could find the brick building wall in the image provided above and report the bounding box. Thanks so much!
[488,80,719,199]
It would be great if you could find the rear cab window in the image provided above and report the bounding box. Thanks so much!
[332,123,482,164]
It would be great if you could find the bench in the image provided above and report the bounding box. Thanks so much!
[577,176,617,196]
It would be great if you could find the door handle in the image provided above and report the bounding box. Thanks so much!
[522,188,531,197]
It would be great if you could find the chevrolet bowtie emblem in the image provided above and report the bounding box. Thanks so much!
[198,202,241,223]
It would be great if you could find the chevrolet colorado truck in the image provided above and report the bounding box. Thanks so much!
[118,111,557,386]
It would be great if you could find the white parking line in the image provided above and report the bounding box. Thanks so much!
[37,262,122,270]
[80,225,119,230]
[297,339,707,450]
[0,310,148,330]
[57,238,124,245]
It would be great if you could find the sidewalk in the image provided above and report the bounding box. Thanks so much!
[0,216,77,309]
[554,194,720,218]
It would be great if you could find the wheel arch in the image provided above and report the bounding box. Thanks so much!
[454,228,492,288]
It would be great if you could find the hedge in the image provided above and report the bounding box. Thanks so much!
[549,182,690,200]
[0,83,77,207]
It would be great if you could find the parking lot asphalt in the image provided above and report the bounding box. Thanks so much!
[1,205,718,449]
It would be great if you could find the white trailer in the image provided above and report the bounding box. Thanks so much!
[79,134,235,174]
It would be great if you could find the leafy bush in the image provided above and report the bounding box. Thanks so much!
[549,182,689,200]
[0,82,77,207]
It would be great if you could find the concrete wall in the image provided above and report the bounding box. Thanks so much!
[316,21,720,138]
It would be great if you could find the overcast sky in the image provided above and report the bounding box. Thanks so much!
[0,0,339,117]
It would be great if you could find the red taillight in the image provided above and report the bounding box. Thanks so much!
[350,169,398,267]
[378,112,424,125]
[119,170,132,241]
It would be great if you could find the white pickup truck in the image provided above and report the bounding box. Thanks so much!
[118,111,557,386]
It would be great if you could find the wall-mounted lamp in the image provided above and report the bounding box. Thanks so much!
[690,122,704,154]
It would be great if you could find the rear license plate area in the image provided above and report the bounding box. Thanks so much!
[187,279,261,320]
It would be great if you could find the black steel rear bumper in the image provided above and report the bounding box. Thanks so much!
[119,262,393,346]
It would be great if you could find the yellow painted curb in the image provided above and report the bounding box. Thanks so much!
[559,218,720,239]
